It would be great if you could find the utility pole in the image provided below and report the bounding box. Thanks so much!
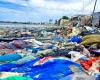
[91,0,98,25]
[92,0,98,14]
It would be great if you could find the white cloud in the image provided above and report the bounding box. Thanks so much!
[0,0,100,22]
[29,0,100,16]
[1,0,100,15]
[30,0,82,11]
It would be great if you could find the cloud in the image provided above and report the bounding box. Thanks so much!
[0,0,28,11]
[0,5,47,22]
[0,0,29,6]
[0,0,100,22]
[30,0,82,11]
[30,0,100,13]
[28,0,100,17]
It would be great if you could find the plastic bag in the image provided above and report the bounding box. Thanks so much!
[68,36,82,43]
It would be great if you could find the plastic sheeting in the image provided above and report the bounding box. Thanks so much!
[60,72,96,80]
[0,57,83,80]
[12,55,35,64]
[0,76,32,80]
[24,58,83,80]
[0,58,40,72]
[0,54,22,62]
[96,74,100,80]
[0,40,33,50]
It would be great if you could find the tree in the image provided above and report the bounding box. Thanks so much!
[62,16,69,20]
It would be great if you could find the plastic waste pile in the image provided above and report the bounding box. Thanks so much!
[0,26,100,80]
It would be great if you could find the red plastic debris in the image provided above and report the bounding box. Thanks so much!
[80,57,99,70]
[38,56,53,64]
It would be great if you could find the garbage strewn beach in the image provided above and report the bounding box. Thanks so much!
[0,14,100,80]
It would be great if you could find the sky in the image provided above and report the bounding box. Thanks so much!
[0,0,100,22]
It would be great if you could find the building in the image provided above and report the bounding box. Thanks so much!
[92,12,100,27]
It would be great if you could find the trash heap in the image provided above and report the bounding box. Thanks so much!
[0,26,100,80]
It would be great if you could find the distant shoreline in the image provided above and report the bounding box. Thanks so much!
[0,21,47,25]
[0,22,61,28]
